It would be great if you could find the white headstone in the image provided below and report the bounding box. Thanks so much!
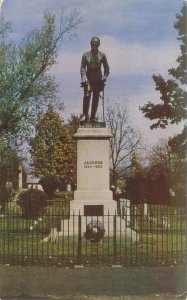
[144,203,148,216]
[67,184,71,192]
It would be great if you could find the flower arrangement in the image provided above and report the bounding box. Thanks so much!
[84,219,105,243]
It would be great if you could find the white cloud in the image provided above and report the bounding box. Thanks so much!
[52,35,179,80]
[101,36,179,76]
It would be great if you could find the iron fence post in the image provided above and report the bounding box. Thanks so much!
[113,212,117,264]
[77,212,82,265]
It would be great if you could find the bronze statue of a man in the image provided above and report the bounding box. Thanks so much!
[80,37,109,122]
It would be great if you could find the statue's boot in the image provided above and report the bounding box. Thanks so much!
[90,93,99,121]
[83,95,90,121]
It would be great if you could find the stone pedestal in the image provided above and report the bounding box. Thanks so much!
[71,126,116,215]
[41,123,139,246]
[54,124,137,242]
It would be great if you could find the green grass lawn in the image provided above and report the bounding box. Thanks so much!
[0,227,186,266]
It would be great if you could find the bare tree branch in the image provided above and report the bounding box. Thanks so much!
[106,103,143,188]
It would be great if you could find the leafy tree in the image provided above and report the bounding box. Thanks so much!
[0,139,20,205]
[66,113,80,134]
[17,188,48,219]
[125,146,171,205]
[149,139,172,173]
[30,105,77,187]
[39,174,62,199]
[0,10,81,143]
[126,138,185,206]
[125,153,147,204]
[146,163,170,205]
[140,3,187,156]
[168,127,187,158]
[148,138,185,206]
[106,103,142,188]
[126,162,170,205]
[0,10,81,205]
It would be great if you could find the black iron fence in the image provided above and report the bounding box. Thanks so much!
[0,200,186,267]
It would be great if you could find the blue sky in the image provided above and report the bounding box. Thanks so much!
[1,0,184,146]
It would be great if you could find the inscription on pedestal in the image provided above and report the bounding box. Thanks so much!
[84,205,104,216]
[83,160,103,168]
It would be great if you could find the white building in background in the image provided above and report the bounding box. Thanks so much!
[26,175,43,191]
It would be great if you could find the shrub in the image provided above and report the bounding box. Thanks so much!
[4,201,23,215]
[0,183,16,206]
[17,188,48,218]
[0,188,11,206]
[39,174,62,199]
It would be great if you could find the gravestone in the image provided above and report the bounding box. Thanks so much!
[67,184,71,192]
[144,203,148,216]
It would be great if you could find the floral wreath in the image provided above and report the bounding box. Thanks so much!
[84,219,105,242]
